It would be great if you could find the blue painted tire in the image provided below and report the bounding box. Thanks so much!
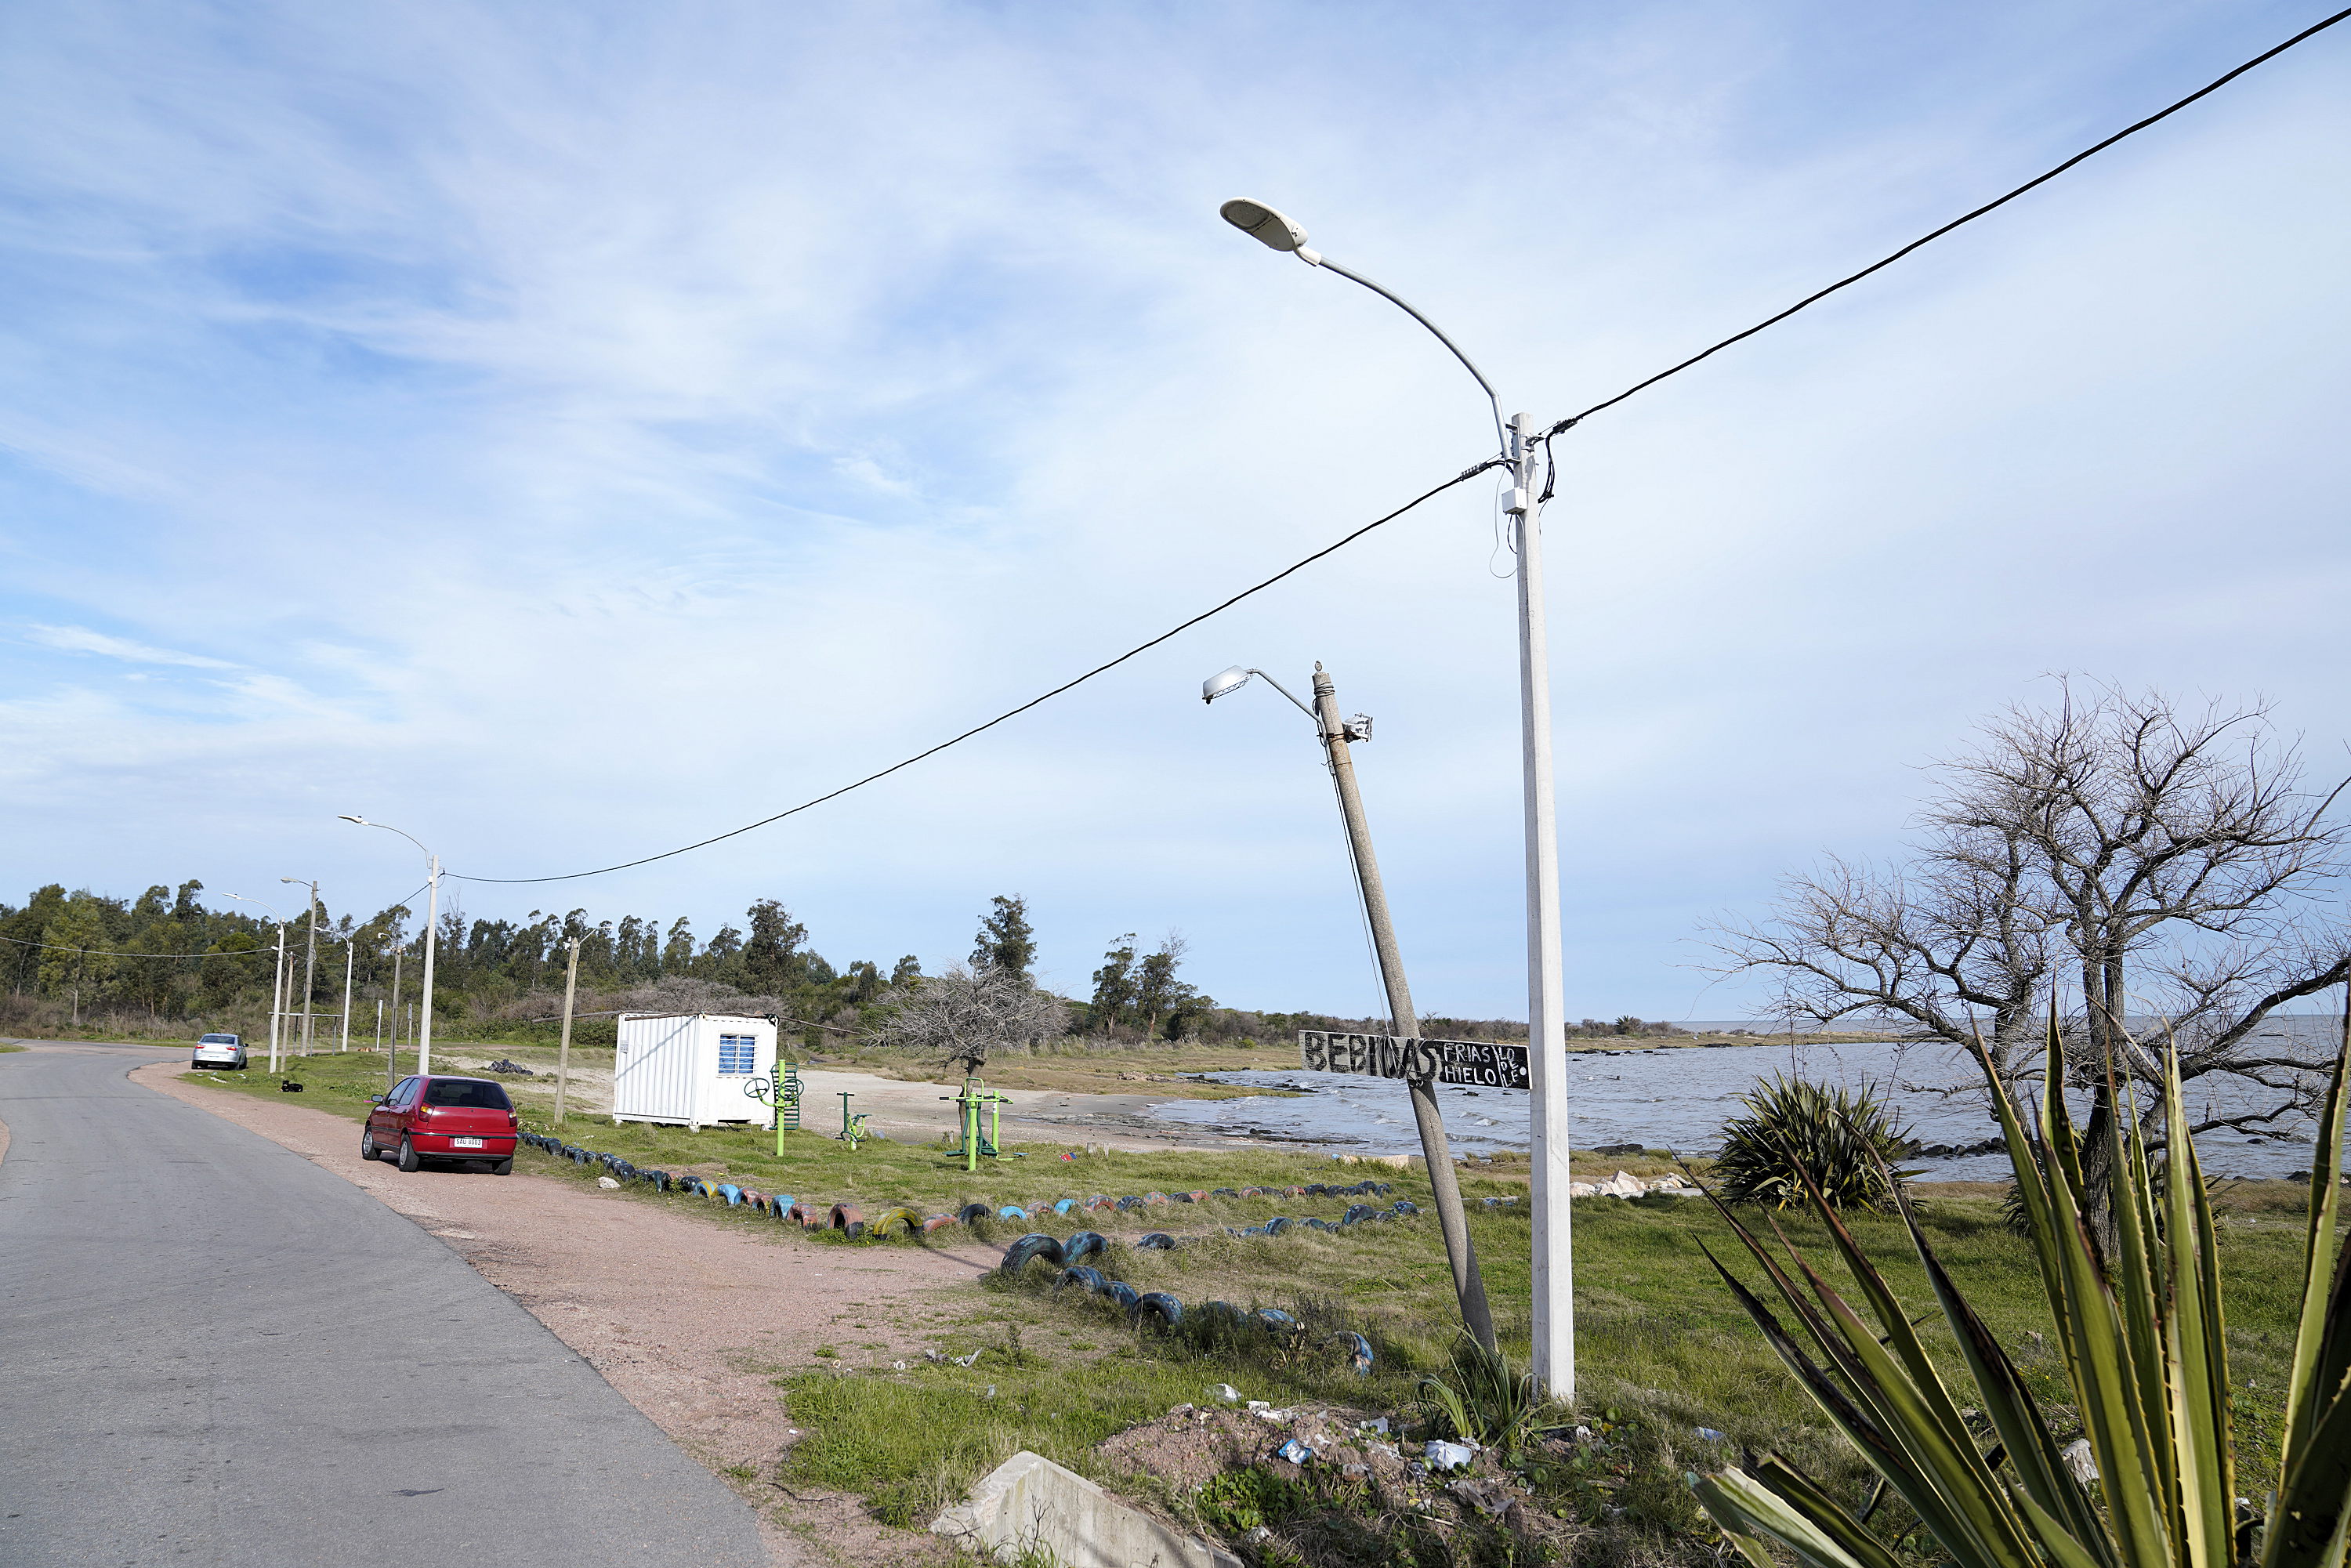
[1052,1197,1077,1215]
[1056,1266,1106,1295]
[958,1203,992,1225]
[1342,1204,1378,1225]
[1102,1280,1140,1310]
[1000,1233,1065,1274]
[998,1204,1028,1220]
[1136,1232,1176,1250]
[1264,1216,1294,1236]
[1060,1231,1107,1263]
[1133,1291,1183,1327]
[1256,1308,1299,1331]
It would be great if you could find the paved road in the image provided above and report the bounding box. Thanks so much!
[0,1042,770,1566]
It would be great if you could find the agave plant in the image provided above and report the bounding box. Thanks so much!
[1690,1009,2349,1568]
[1418,1334,1549,1458]
[1712,1075,1922,1213]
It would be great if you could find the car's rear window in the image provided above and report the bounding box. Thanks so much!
[200,1034,237,1045]
[423,1079,511,1109]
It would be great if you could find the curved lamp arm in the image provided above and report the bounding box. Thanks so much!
[1220,198,1505,453]
[222,893,282,923]
[340,814,433,865]
[1201,666,1323,731]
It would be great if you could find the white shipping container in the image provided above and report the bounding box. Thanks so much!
[611,1012,778,1130]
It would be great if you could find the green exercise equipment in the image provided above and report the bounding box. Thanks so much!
[940,1077,1013,1172]
[741,1061,804,1155]
[837,1090,870,1150]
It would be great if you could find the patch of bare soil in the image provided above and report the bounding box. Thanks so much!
[1100,1403,1580,1563]
[135,1063,998,1568]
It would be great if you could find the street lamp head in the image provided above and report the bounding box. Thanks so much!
[1202,666,1255,704]
[1219,198,1311,255]
[338,813,368,826]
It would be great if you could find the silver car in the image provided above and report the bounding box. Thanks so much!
[191,1033,248,1070]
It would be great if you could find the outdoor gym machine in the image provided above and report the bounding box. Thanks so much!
[940,1078,1012,1172]
[836,1091,869,1150]
[741,1059,803,1157]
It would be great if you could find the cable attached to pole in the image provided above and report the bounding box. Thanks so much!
[438,5,2349,889]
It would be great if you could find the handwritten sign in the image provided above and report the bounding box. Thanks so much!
[1299,1030,1530,1090]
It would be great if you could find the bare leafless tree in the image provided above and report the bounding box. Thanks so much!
[1712,679,2349,1217]
[864,964,1069,1076]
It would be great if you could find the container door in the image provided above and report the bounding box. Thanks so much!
[713,1026,762,1124]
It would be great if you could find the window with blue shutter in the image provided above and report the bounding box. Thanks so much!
[717,1034,758,1075]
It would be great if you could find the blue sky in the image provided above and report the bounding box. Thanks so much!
[3,2,2346,1020]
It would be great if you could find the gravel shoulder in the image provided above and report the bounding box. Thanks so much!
[134,1060,1001,1566]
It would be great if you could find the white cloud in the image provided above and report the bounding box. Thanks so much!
[0,1,2345,1015]
[24,625,239,669]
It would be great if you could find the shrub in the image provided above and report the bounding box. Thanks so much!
[1415,1334,1551,1458]
[1709,1075,1918,1211]
[1690,1016,2351,1568]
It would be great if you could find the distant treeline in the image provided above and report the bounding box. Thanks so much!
[0,880,1596,1050]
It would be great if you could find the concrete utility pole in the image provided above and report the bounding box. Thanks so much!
[283,878,320,1057]
[339,938,353,1052]
[555,936,582,1124]
[341,817,441,1077]
[270,925,288,1074]
[1312,663,1498,1353]
[1504,412,1575,1398]
[223,894,288,1074]
[1218,198,1574,1399]
[386,944,404,1090]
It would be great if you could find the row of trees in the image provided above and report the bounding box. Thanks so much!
[0,878,1400,1052]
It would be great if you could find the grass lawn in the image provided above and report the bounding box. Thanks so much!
[183,1048,2322,1567]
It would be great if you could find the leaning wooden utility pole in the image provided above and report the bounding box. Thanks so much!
[1313,662,1498,1354]
[555,936,582,1124]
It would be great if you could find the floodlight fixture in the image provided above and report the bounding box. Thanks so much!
[1218,198,1317,261]
[1202,665,1254,703]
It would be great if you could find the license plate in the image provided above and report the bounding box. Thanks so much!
[452,1137,484,1149]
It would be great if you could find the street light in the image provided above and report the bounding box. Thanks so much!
[222,893,290,1074]
[281,877,320,1058]
[340,815,442,1077]
[1219,198,1574,1399]
[1206,662,1496,1353]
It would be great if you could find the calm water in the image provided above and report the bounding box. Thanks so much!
[1147,1020,2344,1180]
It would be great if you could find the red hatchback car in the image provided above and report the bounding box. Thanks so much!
[364,1074,520,1174]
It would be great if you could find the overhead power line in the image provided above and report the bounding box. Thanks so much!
[1546,4,2351,436]
[451,458,1509,884]
[451,7,2346,887]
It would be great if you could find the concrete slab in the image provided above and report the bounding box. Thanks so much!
[933,1450,1241,1568]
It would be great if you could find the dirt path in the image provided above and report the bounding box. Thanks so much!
[135,1061,996,1566]
[791,1066,1262,1150]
